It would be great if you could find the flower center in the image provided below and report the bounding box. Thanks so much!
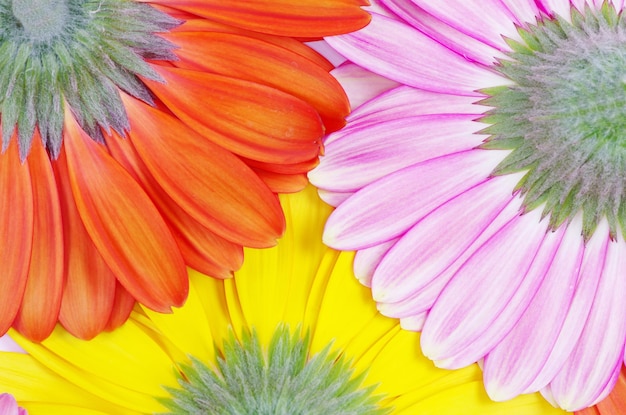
[480,3,626,239]
[0,0,180,159]
[12,0,68,41]
[163,326,389,415]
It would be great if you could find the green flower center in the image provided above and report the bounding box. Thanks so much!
[162,326,389,415]
[0,0,179,159]
[480,3,626,239]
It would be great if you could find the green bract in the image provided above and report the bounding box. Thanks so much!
[480,3,626,239]
[162,326,389,415]
[0,0,179,158]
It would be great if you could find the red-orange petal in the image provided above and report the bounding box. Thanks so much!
[576,367,626,415]
[62,107,188,313]
[144,65,323,165]
[171,19,336,71]
[251,169,309,193]
[54,149,117,340]
[143,0,371,37]
[166,31,349,132]
[104,127,243,277]
[13,133,64,342]
[0,138,33,335]
[122,94,285,248]
[105,282,137,332]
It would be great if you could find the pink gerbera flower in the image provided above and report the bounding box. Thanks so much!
[309,0,626,411]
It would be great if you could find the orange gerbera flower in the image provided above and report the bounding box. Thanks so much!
[1,0,369,342]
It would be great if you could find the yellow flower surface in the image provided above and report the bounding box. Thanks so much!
[0,186,563,414]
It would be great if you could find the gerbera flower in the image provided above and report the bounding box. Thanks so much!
[0,186,560,414]
[0,0,369,342]
[309,0,626,411]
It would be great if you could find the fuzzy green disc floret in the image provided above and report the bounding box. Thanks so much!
[480,2,626,239]
[161,326,390,415]
[0,0,180,159]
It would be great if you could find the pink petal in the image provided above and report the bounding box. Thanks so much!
[323,149,507,250]
[326,12,509,97]
[537,0,587,19]
[420,206,549,369]
[380,0,507,65]
[0,394,18,415]
[331,63,400,110]
[310,114,487,192]
[353,238,398,287]
[483,216,585,400]
[316,189,353,207]
[400,312,427,331]
[346,85,480,126]
[408,0,522,50]
[0,335,24,354]
[525,218,608,393]
[371,173,522,305]
[500,0,542,25]
[377,190,524,320]
[549,224,626,410]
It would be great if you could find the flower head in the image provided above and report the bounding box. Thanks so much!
[0,0,369,342]
[310,0,626,410]
[0,187,560,415]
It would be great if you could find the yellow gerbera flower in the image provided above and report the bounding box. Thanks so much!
[0,186,562,414]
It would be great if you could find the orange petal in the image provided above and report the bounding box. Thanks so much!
[144,65,323,165]
[62,107,188,313]
[54,149,117,340]
[105,282,137,332]
[166,31,349,132]
[143,0,371,37]
[13,133,64,342]
[0,138,33,334]
[122,94,286,248]
[251,169,309,193]
[104,127,243,277]
[172,19,336,71]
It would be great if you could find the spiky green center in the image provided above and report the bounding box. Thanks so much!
[480,3,626,238]
[0,0,179,159]
[162,326,390,415]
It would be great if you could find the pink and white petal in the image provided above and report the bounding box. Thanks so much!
[525,218,608,393]
[316,189,352,207]
[310,114,487,193]
[435,223,564,369]
[400,312,427,331]
[346,86,482,126]
[501,0,541,24]
[353,238,398,287]
[376,191,524,320]
[326,12,510,97]
[537,0,587,19]
[0,335,24,354]
[380,0,507,65]
[306,40,347,67]
[323,149,508,250]
[409,0,522,50]
[0,394,18,415]
[331,63,400,110]
[371,173,521,304]
[483,216,584,400]
[549,228,626,411]
[420,206,549,370]
[317,189,353,207]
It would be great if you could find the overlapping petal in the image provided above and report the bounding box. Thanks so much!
[0,187,563,415]
[0,0,363,340]
[314,0,626,411]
